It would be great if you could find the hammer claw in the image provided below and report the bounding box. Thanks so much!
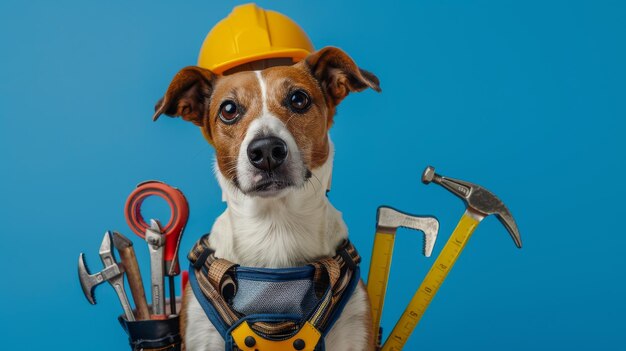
[78,253,97,305]
[496,209,522,248]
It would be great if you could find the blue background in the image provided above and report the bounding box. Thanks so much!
[1,1,624,349]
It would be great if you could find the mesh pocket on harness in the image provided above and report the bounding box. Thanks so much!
[232,266,321,318]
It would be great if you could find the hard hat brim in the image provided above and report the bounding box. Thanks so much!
[201,48,312,75]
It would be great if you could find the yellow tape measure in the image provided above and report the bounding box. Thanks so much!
[367,230,396,344]
[382,211,481,350]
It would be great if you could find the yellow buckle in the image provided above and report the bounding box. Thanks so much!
[231,321,321,351]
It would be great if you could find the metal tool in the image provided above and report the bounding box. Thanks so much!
[145,219,166,319]
[125,180,189,315]
[382,166,522,350]
[78,231,136,321]
[112,231,151,320]
[367,206,439,347]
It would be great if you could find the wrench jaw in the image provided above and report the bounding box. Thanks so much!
[99,231,118,267]
[146,220,165,248]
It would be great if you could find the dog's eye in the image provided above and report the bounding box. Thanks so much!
[289,90,311,112]
[219,100,240,123]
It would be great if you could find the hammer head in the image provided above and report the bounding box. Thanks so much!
[78,253,100,305]
[77,232,124,304]
[377,206,439,257]
[422,166,522,248]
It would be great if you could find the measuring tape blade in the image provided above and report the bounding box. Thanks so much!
[367,230,396,343]
[382,211,481,351]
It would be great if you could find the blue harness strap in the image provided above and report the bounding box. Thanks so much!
[188,265,230,338]
[187,235,362,351]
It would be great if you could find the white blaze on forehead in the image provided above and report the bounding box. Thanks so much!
[255,71,269,115]
[234,70,306,192]
[247,71,292,137]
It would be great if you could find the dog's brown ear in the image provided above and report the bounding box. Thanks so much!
[305,46,381,106]
[152,66,217,128]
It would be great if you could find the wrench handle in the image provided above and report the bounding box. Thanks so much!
[149,244,166,318]
[111,278,136,322]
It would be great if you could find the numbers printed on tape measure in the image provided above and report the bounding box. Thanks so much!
[381,213,480,351]
[368,231,397,343]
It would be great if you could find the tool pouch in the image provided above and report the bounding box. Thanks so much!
[118,315,181,351]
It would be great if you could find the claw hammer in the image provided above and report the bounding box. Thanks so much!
[382,167,522,350]
[78,231,135,321]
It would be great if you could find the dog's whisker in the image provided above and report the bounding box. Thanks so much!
[306,177,318,193]
[284,113,297,129]
[310,172,323,189]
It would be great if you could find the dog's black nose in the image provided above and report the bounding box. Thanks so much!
[247,136,288,172]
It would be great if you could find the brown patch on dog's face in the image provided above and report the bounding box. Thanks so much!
[153,47,381,196]
[205,72,262,181]
[262,65,332,169]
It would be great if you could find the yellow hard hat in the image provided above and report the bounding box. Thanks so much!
[197,3,315,75]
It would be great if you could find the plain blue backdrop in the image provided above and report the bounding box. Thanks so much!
[1,0,624,349]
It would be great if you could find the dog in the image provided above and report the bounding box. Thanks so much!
[153,46,381,351]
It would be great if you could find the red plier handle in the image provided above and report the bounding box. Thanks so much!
[124,180,189,276]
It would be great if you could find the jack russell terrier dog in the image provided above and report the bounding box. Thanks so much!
[153,46,381,351]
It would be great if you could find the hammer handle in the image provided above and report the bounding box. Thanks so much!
[118,245,151,320]
[382,211,481,350]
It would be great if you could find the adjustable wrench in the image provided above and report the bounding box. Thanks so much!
[145,219,166,318]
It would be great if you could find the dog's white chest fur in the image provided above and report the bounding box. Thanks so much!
[184,146,372,351]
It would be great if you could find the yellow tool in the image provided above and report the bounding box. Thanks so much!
[382,166,522,350]
[367,206,439,347]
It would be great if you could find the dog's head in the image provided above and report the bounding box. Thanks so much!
[154,47,380,198]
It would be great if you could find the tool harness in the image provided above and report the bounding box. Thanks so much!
[188,234,361,351]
